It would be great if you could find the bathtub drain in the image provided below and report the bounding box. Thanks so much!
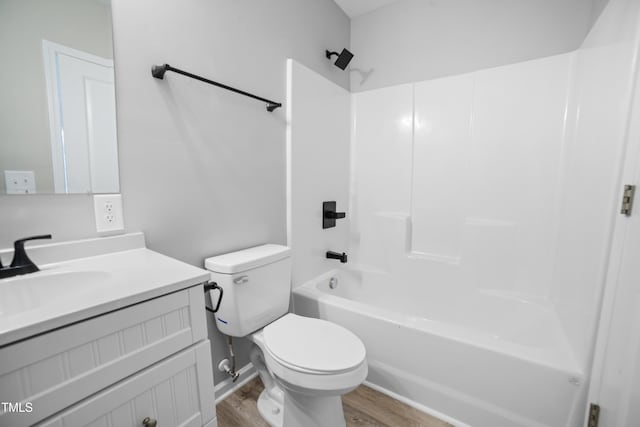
[329,276,338,289]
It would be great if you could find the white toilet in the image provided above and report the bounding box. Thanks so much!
[205,244,367,427]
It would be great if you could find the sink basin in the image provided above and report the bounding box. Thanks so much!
[0,233,211,347]
[0,270,112,316]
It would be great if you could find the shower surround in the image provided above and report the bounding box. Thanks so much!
[287,0,640,425]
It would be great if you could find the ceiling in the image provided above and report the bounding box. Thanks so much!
[333,0,403,18]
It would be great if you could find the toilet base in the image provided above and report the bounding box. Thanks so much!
[279,389,346,427]
[256,386,347,427]
[257,388,284,427]
[254,375,348,427]
[249,340,349,427]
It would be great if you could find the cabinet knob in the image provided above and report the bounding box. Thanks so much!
[142,417,157,427]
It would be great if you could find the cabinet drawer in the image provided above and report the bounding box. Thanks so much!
[0,286,207,426]
[37,340,215,427]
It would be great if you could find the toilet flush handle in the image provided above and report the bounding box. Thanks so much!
[233,275,249,285]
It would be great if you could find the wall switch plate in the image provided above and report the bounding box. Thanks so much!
[93,194,124,234]
[5,170,36,194]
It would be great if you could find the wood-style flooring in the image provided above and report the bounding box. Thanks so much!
[217,376,453,427]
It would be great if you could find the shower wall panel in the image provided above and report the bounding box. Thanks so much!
[351,53,573,299]
[287,60,351,288]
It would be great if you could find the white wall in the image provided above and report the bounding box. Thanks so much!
[113,0,349,386]
[0,0,113,193]
[0,0,350,248]
[113,0,350,386]
[0,0,350,385]
[350,0,601,92]
[287,60,351,288]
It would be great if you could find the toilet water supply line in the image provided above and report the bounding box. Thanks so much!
[224,336,240,382]
[203,282,239,381]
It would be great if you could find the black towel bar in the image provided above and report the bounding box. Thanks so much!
[151,63,282,112]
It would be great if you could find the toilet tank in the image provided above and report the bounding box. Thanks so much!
[204,244,291,337]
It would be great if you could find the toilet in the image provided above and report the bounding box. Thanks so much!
[205,244,367,427]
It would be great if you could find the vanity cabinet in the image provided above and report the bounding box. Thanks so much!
[36,341,214,427]
[0,285,216,427]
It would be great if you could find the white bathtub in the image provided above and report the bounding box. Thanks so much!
[292,269,585,427]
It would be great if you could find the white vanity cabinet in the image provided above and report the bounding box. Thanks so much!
[0,233,217,427]
[0,286,216,427]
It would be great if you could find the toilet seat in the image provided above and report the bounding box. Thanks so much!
[249,314,368,394]
[263,314,366,375]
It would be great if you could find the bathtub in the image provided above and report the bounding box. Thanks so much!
[292,269,585,427]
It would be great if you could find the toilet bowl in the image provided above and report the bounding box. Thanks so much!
[204,244,368,427]
[248,314,367,427]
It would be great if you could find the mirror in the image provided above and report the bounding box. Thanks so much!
[0,0,119,195]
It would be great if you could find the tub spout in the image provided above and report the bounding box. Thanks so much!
[326,251,347,263]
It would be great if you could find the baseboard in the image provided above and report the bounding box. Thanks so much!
[363,380,470,427]
[214,363,258,403]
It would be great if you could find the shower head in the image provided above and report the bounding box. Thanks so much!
[326,48,354,70]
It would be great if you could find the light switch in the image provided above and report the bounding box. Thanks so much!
[4,170,36,194]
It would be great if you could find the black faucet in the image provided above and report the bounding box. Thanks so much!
[0,235,52,279]
[326,251,348,263]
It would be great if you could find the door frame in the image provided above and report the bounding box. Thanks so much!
[41,40,113,193]
[585,25,640,425]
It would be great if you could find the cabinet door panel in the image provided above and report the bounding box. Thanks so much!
[37,341,215,427]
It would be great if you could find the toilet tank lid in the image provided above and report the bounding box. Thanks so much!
[204,244,291,274]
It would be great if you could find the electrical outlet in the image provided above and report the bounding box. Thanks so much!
[4,170,36,194]
[93,194,124,234]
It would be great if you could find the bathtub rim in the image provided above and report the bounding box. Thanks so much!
[293,268,583,378]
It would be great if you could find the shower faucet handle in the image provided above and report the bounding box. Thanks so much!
[323,201,347,229]
[325,211,346,219]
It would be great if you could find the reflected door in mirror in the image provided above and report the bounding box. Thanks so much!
[44,41,119,194]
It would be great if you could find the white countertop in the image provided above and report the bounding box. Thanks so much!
[0,233,210,347]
